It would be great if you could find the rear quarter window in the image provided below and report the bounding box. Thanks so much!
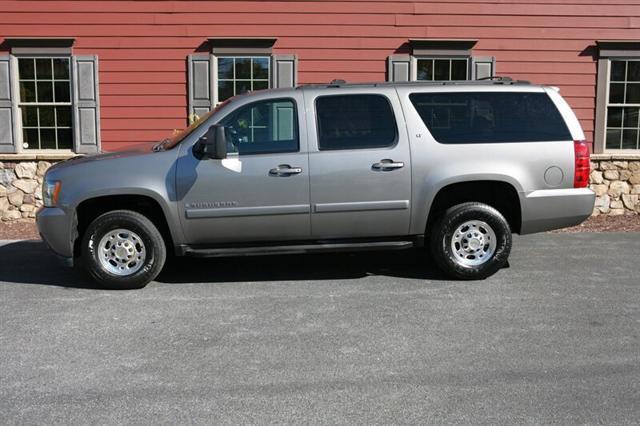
[409,92,572,144]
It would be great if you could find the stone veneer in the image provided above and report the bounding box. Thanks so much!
[1,156,639,222]
[0,160,55,221]
[590,157,640,216]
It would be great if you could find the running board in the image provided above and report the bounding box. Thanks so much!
[182,240,414,258]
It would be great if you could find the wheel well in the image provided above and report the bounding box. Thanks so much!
[426,181,521,234]
[74,195,174,258]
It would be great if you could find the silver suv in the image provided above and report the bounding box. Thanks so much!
[37,80,595,289]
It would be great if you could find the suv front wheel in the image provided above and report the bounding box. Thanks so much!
[430,202,512,280]
[81,210,166,289]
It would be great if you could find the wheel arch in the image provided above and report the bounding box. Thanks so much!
[422,179,522,235]
[73,192,178,258]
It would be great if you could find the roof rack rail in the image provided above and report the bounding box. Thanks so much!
[476,76,531,84]
[477,76,512,81]
[329,79,346,87]
[297,77,531,90]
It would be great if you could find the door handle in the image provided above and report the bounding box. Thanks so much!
[372,159,405,171]
[269,164,303,176]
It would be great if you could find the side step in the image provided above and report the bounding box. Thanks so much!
[182,241,414,258]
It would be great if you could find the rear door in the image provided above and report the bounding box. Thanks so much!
[305,88,412,239]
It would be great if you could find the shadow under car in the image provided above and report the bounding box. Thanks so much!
[0,240,449,289]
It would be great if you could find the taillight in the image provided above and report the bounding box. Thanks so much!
[574,140,590,188]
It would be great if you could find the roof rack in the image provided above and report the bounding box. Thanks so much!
[298,76,531,89]
[477,76,512,82]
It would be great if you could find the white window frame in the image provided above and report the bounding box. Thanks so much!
[594,41,640,154]
[14,55,74,152]
[212,54,271,105]
[601,58,640,151]
[411,56,471,81]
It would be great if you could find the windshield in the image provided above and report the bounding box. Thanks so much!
[153,99,232,151]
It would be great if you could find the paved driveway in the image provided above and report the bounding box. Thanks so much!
[0,233,638,424]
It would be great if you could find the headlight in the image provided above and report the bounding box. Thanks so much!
[42,180,61,208]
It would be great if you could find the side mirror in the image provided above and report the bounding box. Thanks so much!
[194,125,227,159]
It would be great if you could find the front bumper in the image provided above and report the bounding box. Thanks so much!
[519,188,596,234]
[36,206,75,260]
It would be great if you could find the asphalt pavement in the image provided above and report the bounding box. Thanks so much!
[0,233,639,424]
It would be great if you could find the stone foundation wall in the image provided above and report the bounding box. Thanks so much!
[590,159,640,216]
[0,161,54,221]
[1,157,640,222]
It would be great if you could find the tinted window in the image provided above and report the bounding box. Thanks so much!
[409,92,572,144]
[221,98,298,155]
[316,94,397,150]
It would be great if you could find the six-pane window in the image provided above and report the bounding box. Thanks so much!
[416,58,469,81]
[18,57,72,150]
[606,60,640,150]
[217,56,270,103]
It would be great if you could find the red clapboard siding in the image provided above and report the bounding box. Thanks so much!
[100,83,186,96]
[496,62,596,74]
[69,37,599,52]
[100,72,187,84]
[2,0,639,148]
[100,106,186,119]
[562,98,595,109]
[0,2,417,14]
[101,118,187,130]
[101,95,186,107]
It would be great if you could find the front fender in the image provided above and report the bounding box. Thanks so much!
[45,148,185,247]
[69,187,185,247]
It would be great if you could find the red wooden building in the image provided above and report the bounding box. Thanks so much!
[0,0,639,156]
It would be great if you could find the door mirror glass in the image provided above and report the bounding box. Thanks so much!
[194,125,227,159]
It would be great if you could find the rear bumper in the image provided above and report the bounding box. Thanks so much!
[36,206,75,259]
[520,188,595,234]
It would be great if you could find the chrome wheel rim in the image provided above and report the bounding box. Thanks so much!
[450,220,497,267]
[98,229,146,276]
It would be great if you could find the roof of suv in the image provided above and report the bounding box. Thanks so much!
[233,77,545,102]
[297,77,533,91]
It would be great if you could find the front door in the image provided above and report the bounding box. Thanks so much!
[306,90,412,239]
[176,96,311,245]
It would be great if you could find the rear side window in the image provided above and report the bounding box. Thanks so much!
[316,94,397,150]
[409,92,572,144]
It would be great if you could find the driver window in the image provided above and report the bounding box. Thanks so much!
[221,98,298,155]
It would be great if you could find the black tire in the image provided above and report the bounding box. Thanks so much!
[81,210,166,289]
[429,202,512,280]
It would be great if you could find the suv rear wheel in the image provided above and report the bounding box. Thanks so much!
[81,210,166,289]
[430,202,511,280]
